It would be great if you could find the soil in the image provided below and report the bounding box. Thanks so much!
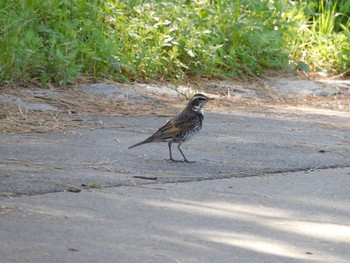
[0,73,349,134]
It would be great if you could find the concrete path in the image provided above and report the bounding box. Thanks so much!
[1,111,350,196]
[1,167,349,263]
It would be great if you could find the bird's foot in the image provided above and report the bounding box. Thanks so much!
[184,159,196,163]
[166,158,196,163]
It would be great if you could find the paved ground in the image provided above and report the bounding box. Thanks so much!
[1,111,350,196]
[1,77,350,262]
[1,167,350,263]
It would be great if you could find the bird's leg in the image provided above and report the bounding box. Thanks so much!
[167,141,175,161]
[178,143,195,163]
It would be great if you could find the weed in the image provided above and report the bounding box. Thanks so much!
[0,0,348,85]
[88,183,102,189]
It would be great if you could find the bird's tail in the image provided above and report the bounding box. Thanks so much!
[128,140,148,149]
[129,132,161,149]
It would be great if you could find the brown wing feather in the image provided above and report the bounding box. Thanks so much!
[128,110,198,148]
[146,112,198,140]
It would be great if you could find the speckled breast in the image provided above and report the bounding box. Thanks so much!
[173,121,203,143]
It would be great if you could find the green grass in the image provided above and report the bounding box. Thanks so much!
[286,0,350,74]
[0,0,349,86]
[88,183,102,189]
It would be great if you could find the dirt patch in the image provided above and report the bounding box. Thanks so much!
[0,74,349,133]
[0,86,178,133]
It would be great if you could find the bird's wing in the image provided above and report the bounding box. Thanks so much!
[128,111,199,148]
[147,114,198,141]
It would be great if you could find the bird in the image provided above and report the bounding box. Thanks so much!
[129,93,213,163]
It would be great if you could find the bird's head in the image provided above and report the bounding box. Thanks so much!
[187,93,214,112]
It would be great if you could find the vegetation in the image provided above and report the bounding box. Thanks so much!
[0,0,349,85]
[286,0,350,75]
[88,183,102,189]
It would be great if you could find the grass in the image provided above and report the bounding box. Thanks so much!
[88,183,102,189]
[286,0,350,75]
[0,0,349,86]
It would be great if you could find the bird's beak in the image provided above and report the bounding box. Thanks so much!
[207,97,215,101]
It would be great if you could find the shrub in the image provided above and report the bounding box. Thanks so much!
[0,0,348,85]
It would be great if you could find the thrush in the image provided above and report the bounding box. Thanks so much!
[129,93,213,162]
